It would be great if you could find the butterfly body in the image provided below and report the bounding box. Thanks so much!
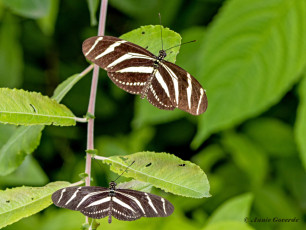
[82,36,208,115]
[52,182,174,223]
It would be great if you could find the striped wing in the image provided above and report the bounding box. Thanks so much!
[82,36,155,95]
[52,186,109,218]
[156,61,208,115]
[116,189,174,218]
[82,36,207,115]
[52,186,174,222]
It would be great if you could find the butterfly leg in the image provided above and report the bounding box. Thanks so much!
[140,68,157,99]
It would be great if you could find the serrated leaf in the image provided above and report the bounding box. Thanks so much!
[2,0,51,19]
[101,152,210,198]
[0,88,76,126]
[0,181,70,228]
[0,125,43,176]
[193,0,306,148]
[86,0,99,26]
[295,75,306,170]
[0,13,23,88]
[207,193,253,225]
[0,70,87,175]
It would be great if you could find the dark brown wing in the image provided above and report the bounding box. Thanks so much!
[116,189,174,218]
[52,186,109,219]
[154,61,207,115]
[82,36,155,95]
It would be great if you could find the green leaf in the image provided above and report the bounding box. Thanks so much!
[193,0,306,148]
[120,25,182,127]
[176,26,206,79]
[207,193,253,225]
[120,25,181,63]
[0,125,43,176]
[0,88,76,126]
[37,0,60,36]
[101,152,210,198]
[221,131,268,187]
[0,155,48,186]
[52,72,89,102]
[0,181,70,228]
[86,0,99,26]
[0,13,23,88]
[117,180,152,193]
[203,221,254,230]
[295,75,306,170]
[254,185,302,220]
[0,71,86,175]
[244,117,297,157]
[2,0,51,19]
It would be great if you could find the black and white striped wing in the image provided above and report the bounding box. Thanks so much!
[52,186,109,219]
[52,186,174,222]
[156,61,208,115]
[116,189,174,218]
[82,35,207,115]
[83,36,155,95]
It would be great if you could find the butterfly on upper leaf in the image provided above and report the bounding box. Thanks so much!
[82,31,208,115]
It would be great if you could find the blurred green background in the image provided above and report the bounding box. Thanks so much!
[0,0,305,229]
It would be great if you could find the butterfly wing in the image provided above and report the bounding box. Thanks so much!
[52,186,109,219]
[153,61,208,115]
[115,189,174,218]
[82,36,155,95]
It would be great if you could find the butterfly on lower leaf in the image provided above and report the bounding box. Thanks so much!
[51,181,174,223]
[82,35,208,115]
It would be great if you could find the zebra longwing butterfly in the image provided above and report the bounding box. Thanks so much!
[82,35,208,115]
[52,181,174,223]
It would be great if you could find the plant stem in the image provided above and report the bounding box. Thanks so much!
[85,0,108,201]
[85,0,108,187]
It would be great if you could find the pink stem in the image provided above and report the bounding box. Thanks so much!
[85,0,108,192]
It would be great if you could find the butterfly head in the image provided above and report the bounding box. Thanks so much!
[158,50,167,60]
[109,181,117,190]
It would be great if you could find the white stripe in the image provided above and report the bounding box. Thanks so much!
[117,66,154,73]
[145,193,158,214]
[65,187,81,205]
[76,191,108,208]
[95,40,127,60]
[86,196,111,207]
[57,188,66,204]
[161,198,167,214]
[116,191,146,214]
[85,37,103,56]
[107,52,154,69]
[196,88,204,115]
[155,70,170,98]
[113,197,136,213]
[161,63,179,104]
[186,73,192,109]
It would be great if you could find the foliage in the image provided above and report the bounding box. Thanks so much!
[101,152,210,198]
[0,181,70,228]
[0,0,305,230]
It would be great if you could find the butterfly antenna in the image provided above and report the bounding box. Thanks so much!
[164,40,197,52]
[159,13,163,50]
[113,161,136,182]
